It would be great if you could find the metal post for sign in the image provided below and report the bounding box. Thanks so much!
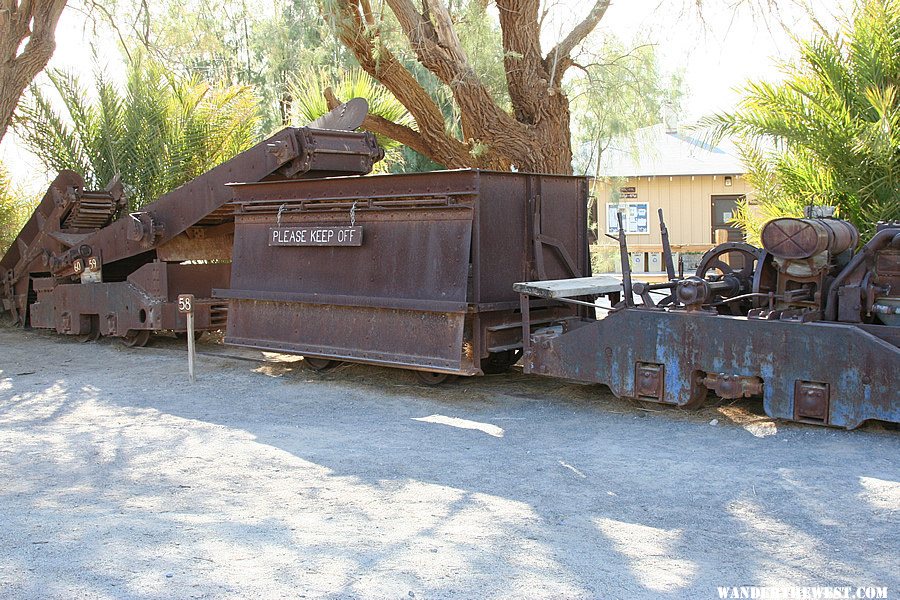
[178,294,195,382]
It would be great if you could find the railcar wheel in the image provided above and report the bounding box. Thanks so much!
[481,349,523,374]
[414,371,458,385]
[74,316,101,343]
[304,357,342,372]
[121,330,151,348]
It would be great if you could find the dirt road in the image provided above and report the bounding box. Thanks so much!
[0,325,897,599]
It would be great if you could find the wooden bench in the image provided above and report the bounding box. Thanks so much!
[513,276,622,299]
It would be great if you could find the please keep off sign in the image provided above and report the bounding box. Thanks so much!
[269,226,363,247]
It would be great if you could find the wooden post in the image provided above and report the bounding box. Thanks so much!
[714,229,730,267]
[178,294,195,382]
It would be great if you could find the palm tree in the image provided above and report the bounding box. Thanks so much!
[15,55,261,210]
[701,0,900,242]
[0,164,34,256]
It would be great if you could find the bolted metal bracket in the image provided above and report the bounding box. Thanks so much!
[635,362,664,401]
[794,380,830,423]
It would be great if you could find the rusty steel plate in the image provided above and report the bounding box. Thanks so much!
[219,169,591,375]
[523,309,899,429]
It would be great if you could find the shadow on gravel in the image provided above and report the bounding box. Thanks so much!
[1,325,898,598]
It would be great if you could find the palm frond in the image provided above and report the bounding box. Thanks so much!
[14,54,262,211]
[0,163,37,256]
[698,0,900,241]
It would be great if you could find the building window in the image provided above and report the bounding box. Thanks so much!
[606,202,650,235]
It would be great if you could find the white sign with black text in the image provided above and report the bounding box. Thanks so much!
[607,202,650,235]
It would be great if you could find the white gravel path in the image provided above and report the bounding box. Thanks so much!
[0,325,897,599]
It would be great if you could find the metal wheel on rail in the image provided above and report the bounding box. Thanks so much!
[304,357,343,372]
[121,330,151,348]
[414,371,458,385]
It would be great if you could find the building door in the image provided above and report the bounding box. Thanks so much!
[711,195,745,243]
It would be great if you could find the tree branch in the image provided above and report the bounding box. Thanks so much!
[545,0,611,85]
[385,0,530,162]
[323,0,579,173]
[496,0,547,124]
[0,0,68,143]
[322,0,473,167]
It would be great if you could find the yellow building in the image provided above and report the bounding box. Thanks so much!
[591,124,753,273]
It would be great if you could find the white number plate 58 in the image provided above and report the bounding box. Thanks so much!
[177,294,194,314]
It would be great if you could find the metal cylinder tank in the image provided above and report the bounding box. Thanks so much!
[761,217,859,259]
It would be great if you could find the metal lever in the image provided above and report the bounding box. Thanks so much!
[658,208,676,280]
[603,212,635,307]
[616,212,634,307]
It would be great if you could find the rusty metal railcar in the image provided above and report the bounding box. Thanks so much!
[0,101,384,345]
[216,169,590,381]
[516,212,900,429]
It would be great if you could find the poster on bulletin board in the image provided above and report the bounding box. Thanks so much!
[607,202,650,235]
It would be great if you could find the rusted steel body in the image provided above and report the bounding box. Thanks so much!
[518,218,900,428]
[26,262,230,338]
[217,170,589,375]
[1,108,383,343]
[522,307,898,428]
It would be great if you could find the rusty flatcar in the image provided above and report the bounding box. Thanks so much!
[515,210,900,429]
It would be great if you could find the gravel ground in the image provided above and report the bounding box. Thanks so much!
[0,324,898,600]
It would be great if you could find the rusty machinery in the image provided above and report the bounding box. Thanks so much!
[216,170,590,384]
[0,100,384,346]
[2,96,896,428]
[516,209,899,428]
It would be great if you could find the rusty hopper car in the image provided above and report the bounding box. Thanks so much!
[216,170,590,382]
[0,101,384,345]
[516,211,900,429]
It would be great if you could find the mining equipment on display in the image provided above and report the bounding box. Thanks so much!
[0,100,382,345]
[1,99,897,428]
[516,210,900,428]
[216,169,589,383]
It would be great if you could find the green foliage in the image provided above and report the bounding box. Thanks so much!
[729,144,840,245]
[570,39,682,233]
[94,0,349,132]
[289,67,415,173]
[590,245,619,274]
[16,55,260,209]
[571,38,684,179]
[290,68,414,144]
[0,164,34,257]
[701,0,900,241]
[453,1,510,112]
[86,0,545,172]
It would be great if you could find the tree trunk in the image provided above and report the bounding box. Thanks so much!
[321,0,609,175]
[0,0,68,144]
